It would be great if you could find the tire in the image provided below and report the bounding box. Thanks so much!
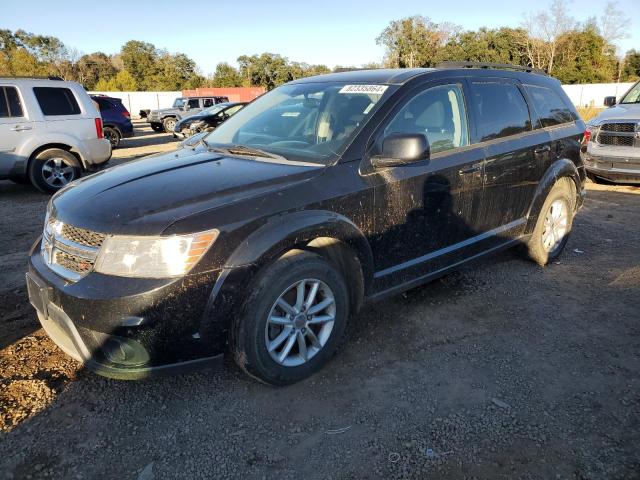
[28,148,81,194]
[150,123,164,133]
[163,117,177,134]
[103,127,121,149]
[525,178,575,266]
[231,250,349,386]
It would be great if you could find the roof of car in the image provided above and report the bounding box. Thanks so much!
[290,68,434,85]
[291,65,554,86]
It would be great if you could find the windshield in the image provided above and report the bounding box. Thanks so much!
[203,82,390,163]
[200,104,228,116]
[620,82,640,104]
[172,98,185,108]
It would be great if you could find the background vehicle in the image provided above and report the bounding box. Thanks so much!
[27,65,586,385]
[91,95,134,148]
[147,95,229,133]
[583,80,640,184]
[0,76,111,193]
[173,102,247,138]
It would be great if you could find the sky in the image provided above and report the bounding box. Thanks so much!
[2,0,638,75]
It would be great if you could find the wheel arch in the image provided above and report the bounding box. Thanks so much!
[524,158,582,235]
[27,143,83,172]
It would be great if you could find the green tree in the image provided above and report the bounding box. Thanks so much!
[376,16,458,68]
[621,49,640,81]
[95,70,137,91]
[210,62,243,87]
[237,53,292,89]
[552,27,617,83]
[76,52,117,90]
[120,40,158,90]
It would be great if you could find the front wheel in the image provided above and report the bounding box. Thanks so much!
[525,179,574,266]
[150,123,164,133]
[231,250,349,385]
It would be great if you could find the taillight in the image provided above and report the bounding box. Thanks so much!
[582,128,591,145]
[95,118,104,139]
[121,111,130,118]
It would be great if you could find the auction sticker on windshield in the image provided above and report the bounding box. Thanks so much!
[339,85,388,95]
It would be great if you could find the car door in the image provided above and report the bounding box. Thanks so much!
[467,79,550,234]
[367,80,487,289]
[0,85,34,176]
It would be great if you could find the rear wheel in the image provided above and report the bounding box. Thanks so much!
[28,148,81,194]
[103,127,121,148]
[231,250,349,385]
[525,179,574,266]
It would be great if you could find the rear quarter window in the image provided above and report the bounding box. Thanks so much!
[471,82,532,142]
[33,87,81,116]
[524,84,575,127]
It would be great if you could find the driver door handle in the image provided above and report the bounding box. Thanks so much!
[11,125,32,131]
[534,145,551,155]
[458,163,482,175]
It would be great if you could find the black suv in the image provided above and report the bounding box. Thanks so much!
[26,64,586,385]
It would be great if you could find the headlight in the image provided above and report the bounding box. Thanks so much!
[93,229,219,278]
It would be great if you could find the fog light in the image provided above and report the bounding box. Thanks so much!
[101,336,149,366]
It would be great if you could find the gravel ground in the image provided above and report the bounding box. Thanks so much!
[0,127,639,478]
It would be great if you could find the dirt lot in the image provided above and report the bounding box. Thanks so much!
[0,123,639,479]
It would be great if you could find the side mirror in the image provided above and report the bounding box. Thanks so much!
[604,96,616,107]
[371,133,430,168]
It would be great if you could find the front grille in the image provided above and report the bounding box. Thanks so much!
[597,133,635,147]
[601,122,635,133]
[596,122,639,147]
[55,251,94,274]
[42,218,103,281]
[60,224,106,248]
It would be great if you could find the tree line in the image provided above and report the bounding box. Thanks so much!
[0,0,638,92]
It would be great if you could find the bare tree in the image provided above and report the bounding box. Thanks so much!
[520,0,576,74]
[599,1,630,47]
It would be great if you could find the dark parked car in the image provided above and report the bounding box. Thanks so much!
[91,95,133,148]
[27,64,586,385]
[147,96,230,133]
[173,102,247,138]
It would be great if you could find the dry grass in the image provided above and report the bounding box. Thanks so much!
[576,106,604,122]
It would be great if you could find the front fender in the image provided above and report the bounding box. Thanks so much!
[524,158,584,235]
[226,210,373,279]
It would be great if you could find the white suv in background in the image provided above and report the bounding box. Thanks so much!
[0,77,111,193]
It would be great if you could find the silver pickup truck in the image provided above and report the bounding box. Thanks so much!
[583,80,640,184]
[147,95,229,133]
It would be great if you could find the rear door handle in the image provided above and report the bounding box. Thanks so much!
[458,163,482,175]
[11,125,32,131]
[534,145,551,155]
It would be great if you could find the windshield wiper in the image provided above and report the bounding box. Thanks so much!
[207,143,283,160]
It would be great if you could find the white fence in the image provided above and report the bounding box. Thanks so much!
[561,83,634,108]
[91,82,636,116]
[89,91,181,117]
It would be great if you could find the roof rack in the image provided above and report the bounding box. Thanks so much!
[436,62,547,75]
[0,75,63,80]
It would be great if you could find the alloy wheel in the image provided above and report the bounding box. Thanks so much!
[264,279,336,367]
[41,158,75,188]
[542,199,569,253]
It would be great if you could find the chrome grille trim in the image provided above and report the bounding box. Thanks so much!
[595,121,640,148]
[42,218,103,282]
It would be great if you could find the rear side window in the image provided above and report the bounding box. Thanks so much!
[203,98,214,107]
[525,85,574,127]
[472,82,531,141]
[188,98,200,108]
[33,87,81,115]
[0,87,24,118]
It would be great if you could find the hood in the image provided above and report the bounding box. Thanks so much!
[52,148,324,235]
[590,103,640,124]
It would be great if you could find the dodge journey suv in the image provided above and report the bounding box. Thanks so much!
[27,64,586,385]
[0,77,111,193]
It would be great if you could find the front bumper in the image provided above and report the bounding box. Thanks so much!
[26,241,226,379]
[583,144,640,183]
